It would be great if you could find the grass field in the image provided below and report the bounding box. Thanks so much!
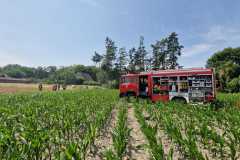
[0,87,239,160]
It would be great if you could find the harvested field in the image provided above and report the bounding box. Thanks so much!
[0,83,102,93]
[0,83,52,93]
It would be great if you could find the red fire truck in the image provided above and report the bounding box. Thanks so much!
[119,68,216,103]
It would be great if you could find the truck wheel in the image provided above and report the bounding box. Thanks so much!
[119,93,124,98]
[172,97,187,104]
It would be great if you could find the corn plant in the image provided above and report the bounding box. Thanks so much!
[134,103,164,160]
[104,102,130,160]
[0,89,118,160]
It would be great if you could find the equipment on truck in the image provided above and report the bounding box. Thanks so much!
[119,68,216,103]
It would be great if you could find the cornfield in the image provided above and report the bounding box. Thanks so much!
[0,90,239,160]
[136,93,240,159]
[0,90,118,159]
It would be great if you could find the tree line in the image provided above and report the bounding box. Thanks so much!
[92,32,183,86]
[0,64,100,85]
[0,33,239,92]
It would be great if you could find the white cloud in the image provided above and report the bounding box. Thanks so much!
[183,43,213,57]
[181,25,240,67]
[203,25,240,43]
[183,25,240,58]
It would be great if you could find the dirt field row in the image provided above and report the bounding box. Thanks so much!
[87,103,150,160]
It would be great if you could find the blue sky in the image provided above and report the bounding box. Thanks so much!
[0,0,240,68]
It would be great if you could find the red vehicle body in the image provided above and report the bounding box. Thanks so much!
[119,68,216,103]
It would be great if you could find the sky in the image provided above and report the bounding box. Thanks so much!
[0,0,240,68]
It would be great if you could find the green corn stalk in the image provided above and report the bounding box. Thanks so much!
[134,104,164,160]
[112,105,131,159]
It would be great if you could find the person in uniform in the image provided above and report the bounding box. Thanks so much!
[52,84,57,91]
[62,84,67,90]
[38,83,43,91]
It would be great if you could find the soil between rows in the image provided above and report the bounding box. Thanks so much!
[86,108,118,160]
[124,106,150,160]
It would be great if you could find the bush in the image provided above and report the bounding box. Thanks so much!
[227,76,240,93]
[103,80,119,89]
[83,81,100,86]
[210,99,227,110]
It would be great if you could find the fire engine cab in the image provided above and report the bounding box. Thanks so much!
[119,68,216,103]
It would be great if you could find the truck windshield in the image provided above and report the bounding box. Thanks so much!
[121,77,136,83]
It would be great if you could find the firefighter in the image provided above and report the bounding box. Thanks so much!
[62,84,67,90]
[38,83,43,91]
[52,84,57,91]
[153,83,160,94]
[144,78,149,95]
[140,78,148,96]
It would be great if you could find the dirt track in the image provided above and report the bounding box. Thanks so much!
[125,106,150,160]
[87,103,151,160]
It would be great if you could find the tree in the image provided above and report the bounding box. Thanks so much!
[54,67,77,84]
[151,38,168,70]
[35,67,48,79]
[207,47,240,68]
[227,76,240,92]
[207,47,240,92]
[127,47,136,72]
[101,37,117,71]
[92,51,103,67]
[151,42,160,69]
[166,32,183,69]
[115,47,127,72]
[134,36,148,72]
[96,70,108,84]
[3,64,35,78]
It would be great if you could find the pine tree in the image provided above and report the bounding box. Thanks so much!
[151,38,168,70]
[128,47,136,72]
[115,47,127,72]
[92,51,103,67]
[151,41,160,70]
[166,32,183,69]
[134,36,148,72]
[101,37,117,71]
